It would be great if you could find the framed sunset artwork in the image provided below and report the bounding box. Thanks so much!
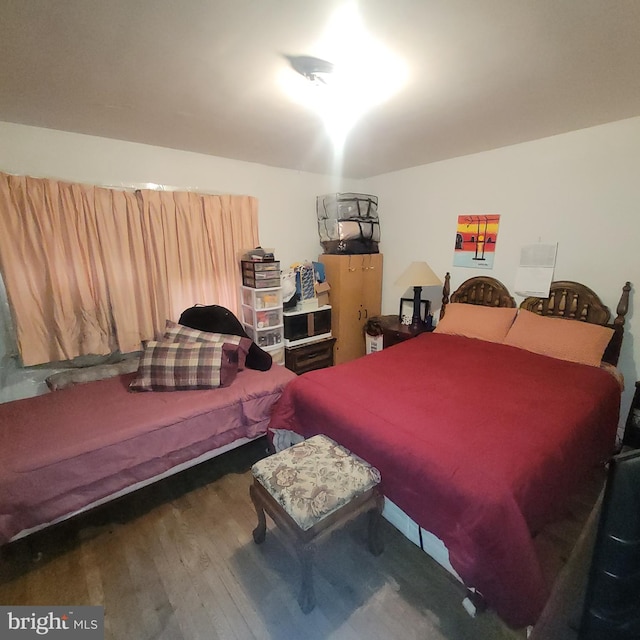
[453,214,501,268]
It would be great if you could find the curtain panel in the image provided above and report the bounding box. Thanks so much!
[0,172,258,366]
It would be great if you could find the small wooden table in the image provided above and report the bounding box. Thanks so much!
[250,435,384,613]
[370,314,433,348]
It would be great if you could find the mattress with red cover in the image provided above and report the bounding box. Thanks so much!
[0,365,296,545]
[268,333,620,628]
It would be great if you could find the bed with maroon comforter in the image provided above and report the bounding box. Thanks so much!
[0,364,295,546]
[268,276,630,628]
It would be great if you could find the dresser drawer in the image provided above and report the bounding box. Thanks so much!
[285,338,336,375]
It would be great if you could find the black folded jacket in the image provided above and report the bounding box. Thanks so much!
[178,304,273,371]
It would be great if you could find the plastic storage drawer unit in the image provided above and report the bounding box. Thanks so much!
[241,287,282,310]
[242,261,281,288]
[242,306,283,329]
[243,324,284,349]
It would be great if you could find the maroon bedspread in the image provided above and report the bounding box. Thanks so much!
[268,333,620,628]
[0,364,295,544]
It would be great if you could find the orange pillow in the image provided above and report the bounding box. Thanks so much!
[433,303,518,343]
[503,309,613,367]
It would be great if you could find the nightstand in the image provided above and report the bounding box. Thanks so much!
[370,315,433,349]
[285,338,336,375]
[623,381,640,448]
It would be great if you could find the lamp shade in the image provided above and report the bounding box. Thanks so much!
[395,261,442,289]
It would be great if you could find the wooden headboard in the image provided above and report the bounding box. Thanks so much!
[440,273,515,318]
[448,275,515,309]
[440,273,631,366]
[520,280,631,367]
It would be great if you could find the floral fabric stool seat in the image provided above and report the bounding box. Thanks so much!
[250,434,384,613]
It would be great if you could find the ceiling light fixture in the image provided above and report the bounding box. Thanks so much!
[279,2,408,148]
[284,55,335,85]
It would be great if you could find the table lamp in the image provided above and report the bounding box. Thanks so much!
[395,261,442,330]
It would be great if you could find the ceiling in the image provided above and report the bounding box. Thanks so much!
[1,0,640,179]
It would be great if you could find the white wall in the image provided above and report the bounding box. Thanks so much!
[0,122,357,400]
[364,116,639,431]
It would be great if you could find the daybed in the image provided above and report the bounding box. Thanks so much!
[0,318,296,546]
[268,275,631,628]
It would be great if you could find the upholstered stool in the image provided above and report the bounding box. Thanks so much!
[250,434,384,613]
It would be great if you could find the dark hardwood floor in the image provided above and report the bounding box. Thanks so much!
[0,438,603,640]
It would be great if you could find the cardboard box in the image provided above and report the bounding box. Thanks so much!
[315,281,331,307]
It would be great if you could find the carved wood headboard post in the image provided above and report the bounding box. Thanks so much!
[440,272,451,320]
[615,282,631,327]
[605,281,632,366]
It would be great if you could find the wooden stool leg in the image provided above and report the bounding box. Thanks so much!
[296,542,316,614]
[367,491,385,556]
[250,482,267,544]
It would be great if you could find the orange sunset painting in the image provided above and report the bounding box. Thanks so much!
[453,214,501,268]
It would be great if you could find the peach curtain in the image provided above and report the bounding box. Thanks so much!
[135,189,259,334]
[0,172,259,366]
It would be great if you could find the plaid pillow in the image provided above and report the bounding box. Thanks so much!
[163,320,252,370]
[129,341,239,392]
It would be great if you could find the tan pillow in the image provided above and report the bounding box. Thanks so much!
[503,309,614,367]
[433,303,518,343]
